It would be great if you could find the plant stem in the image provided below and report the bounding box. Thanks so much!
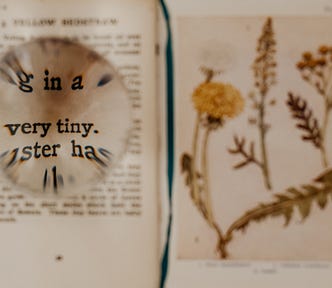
[320,69,332,168]
[195,205,228,258]
[191,114,201,204]
[258,94,272,190]
[201,127,230,258]
[201,127,214,225]
[321,100,330,168]
[212,221,228,258]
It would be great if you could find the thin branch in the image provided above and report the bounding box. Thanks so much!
[228,135,263,169]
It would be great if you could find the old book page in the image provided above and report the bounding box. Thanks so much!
[164,0,332,287]
[0,0,159,287]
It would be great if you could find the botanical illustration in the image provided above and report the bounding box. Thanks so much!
[225,168,332,244]
[181,67,244,258]
[288,46,332,168]
[179,17,332,259]
[229,17,276,190]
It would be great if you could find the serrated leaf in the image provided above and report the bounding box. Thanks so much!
[238,223,247,233]
[225,169,332,246]
[287,93,321,149]
[297,200,312,220]
[287,187,303,197]
[275,194,290,201]
[271,209,283,217]
[315,169,332,184]
[302,184,319,194]
[297,124,309,130]
[317,191,328,209]
[283,207,293,226]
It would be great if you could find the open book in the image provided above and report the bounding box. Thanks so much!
[1,0,332,287]
[0,0,158,287]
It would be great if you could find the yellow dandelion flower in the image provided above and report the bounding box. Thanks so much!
[192,82,244,119]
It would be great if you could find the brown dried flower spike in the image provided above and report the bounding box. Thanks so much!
[252,17,277,97]
[230,17,277,191]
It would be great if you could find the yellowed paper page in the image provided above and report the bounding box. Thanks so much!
[166,1,332,287]
[0,0,159,287]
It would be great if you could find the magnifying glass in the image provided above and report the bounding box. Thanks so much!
[0,37,132,195]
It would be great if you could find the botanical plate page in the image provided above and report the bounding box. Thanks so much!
[176,16,332,260]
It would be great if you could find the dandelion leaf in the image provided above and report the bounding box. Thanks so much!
[226,169,332,238]
[297,199,312,220]
[317,191,328,209]
[283,207,294,226]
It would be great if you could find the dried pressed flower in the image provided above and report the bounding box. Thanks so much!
[252,17,277,97]
[319,45,329,54]
[308,60,317,69]
[297,62,306,70]
[287,92,321,148]
[317,58,327,66]
[192,82,244,119]
[297,50,331,106]
[247,17,276,190]
[295,44,332,168]
[226,168,332,240]
[303,52,312,60]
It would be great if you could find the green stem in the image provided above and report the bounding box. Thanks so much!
[259,95,272,190]
[191,114,201,204]
[201,127,214,225]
